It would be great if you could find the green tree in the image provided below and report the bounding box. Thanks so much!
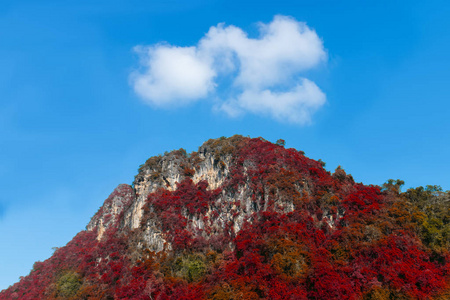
[56,271,81,298]
[382,179,405,194]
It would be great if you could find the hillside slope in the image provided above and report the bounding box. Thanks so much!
[1,136,449,299]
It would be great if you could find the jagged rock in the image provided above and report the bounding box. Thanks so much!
[86,184,135,239]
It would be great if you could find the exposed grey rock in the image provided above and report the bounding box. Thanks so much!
[86,184,135,239]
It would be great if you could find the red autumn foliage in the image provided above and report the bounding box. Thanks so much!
[1,136,449,299]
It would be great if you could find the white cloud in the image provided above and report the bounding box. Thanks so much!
[223,79,326,124]
[201,15,326,89]
[131,15,327,124]
[131,45,215,106]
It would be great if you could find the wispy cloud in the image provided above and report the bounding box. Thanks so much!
[131,15,327,124]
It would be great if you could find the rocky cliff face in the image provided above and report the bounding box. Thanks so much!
[86,136,347,254]
[87,136,254,251]
[86,184,136,239]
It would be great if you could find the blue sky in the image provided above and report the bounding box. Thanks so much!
[1,0,450,290]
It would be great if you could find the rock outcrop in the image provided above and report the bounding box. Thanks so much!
[86,184,135,239]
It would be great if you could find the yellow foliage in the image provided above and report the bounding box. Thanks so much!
[362,286,411,300]
[209,281,260,300]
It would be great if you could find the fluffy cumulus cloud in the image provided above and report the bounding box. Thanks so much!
[132,45,216,106]
[131,15,327,124]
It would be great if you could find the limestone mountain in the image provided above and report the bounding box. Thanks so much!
[1,136,449,299]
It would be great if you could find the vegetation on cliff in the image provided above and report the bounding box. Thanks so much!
[1,136,449,299]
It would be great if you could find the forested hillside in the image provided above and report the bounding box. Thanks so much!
[1,136,449,299]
